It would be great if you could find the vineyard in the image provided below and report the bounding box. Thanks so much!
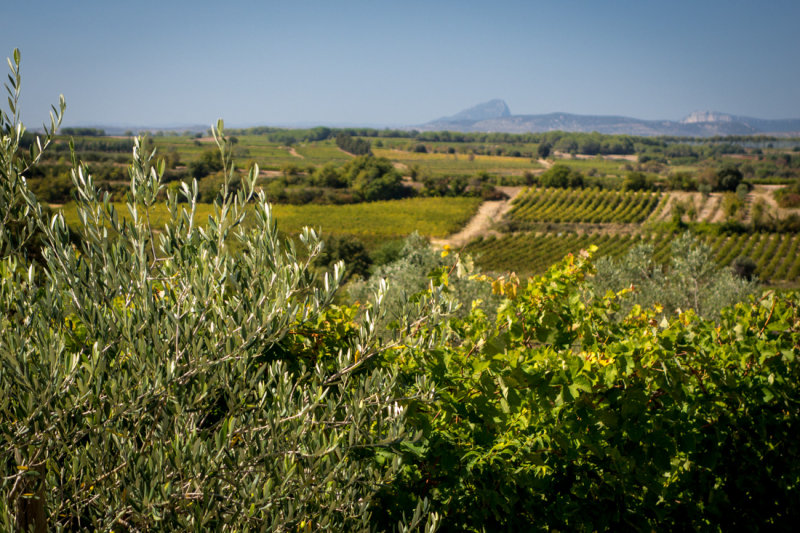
[466,231,800,283]
[508,187,663,224]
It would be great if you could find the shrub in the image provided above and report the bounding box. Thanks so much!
[592,232,758,319]
[623,171,652,191]
[539,164,584,189]
[382,249,800,530]
[315,234,372,281]
[0,52,438,532]
[732,255,757,280]
[716,164,744,191]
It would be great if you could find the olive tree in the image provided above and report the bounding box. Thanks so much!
[0,50,438,532]
[592,232,758,320]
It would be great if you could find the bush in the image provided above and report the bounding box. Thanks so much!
[623,171,654,191]
[1,54,438,532]
[716,164,744,191]
[382,250,800,530]
[6,48,800,533]
[732,255,757,280]
[315,234,372,282]
[538,164,584,189]
[335,133,372,156]
[592,232,758,319]
[341,155,411,202]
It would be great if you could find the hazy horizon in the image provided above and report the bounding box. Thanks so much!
[5,0,800,129]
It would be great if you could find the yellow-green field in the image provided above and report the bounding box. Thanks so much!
[372,148,542,176]
[58,196,482,240]
[271,197,481,237]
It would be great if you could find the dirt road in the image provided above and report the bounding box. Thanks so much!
[431,186,522,248]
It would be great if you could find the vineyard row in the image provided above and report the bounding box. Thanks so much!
[466,231,800,283]
[508,187,663,224]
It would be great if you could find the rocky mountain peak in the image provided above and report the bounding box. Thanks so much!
[446,99,511,122]
[681,111,734,124]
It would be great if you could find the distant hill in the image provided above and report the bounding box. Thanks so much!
[56,123,209,136]
[419,100,800,137]
[441,99,511,122]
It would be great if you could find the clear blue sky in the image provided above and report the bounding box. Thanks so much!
[4,0,799,128]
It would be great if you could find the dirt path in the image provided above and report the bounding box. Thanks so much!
[428,183,800,250]
[288,147,304,159]
[743,184,800,223]
[651,191,726,223]
[431,186,522,248]
[698,195,723,223]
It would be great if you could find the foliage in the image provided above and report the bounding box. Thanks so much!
[379,249,800,531]
[335,133,372,156]
[349,233,497,330]
[1,53,439,531]
[774,179,800,208]
[312,162,348,188]
[340,155,410,202]
[732,255,757,280]
[60,127,105,137]
[715,164,744,192]
[622,170,655,191]
[369,238,406,268]
[537,163,584,189]
[315,234,372,282]
[593,232,758,319]
[721,191,744,221]
[188,148,224,179]
[667,170,698,191]
[536,142,551,159]
[0,48,65,264]
[6,47,800,533]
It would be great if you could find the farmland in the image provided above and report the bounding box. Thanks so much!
[508,187,662,225]
[35,127,800,287]
[466,231,800,284]
[58,196,481,242]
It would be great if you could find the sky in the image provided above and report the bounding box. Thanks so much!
[4,0,800,129]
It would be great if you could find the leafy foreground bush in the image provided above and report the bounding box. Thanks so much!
[380,252,800,530]
[1,52,439,532]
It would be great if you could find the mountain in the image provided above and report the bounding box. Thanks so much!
[418,102,800,137]
[445,99,511,122]
[423,99,512,131]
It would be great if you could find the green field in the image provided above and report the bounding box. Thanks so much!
[152,137,351,169]
[58,196,482,241]
[552,156,632,176]
[373,148,542,177]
